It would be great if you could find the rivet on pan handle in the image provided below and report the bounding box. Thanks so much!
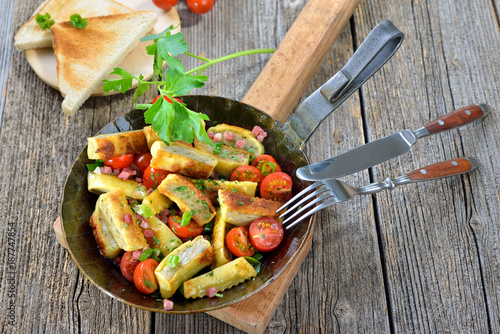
[285,20,404,148]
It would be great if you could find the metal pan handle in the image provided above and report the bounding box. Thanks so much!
[285,20,404,148]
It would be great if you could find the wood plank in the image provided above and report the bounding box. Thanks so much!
[354,0,499,332]
[0,0,15,125]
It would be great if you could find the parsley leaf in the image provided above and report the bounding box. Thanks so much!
[86,160,104,171]
[70,14,87,29]
[35,13,55,30]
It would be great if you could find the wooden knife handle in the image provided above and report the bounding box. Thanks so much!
[406,157,480,181]
[423,104,490,134]
[242,0,363,123]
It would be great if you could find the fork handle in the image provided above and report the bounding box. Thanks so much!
[406,157,480,181]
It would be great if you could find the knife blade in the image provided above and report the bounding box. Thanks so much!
[296,104,491,181]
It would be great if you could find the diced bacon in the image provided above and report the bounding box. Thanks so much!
[213,133,222,142]
[160,209,170,223]
[93,167,102,175]
[223,131,234,141]
[175,209,181,216]
[207,131,214,139]
[132,250,142,260]
[257,135,265,142]
[140,221,150,229]
[136,214,146,222]
[124,214,133,224]
[210,171,217,179]
[144,229,154,238]
[102,166,112,175]
[206,287,217,298]
[163,299,174,311]
[114,256,121,264]
[113,169,120,176]
[235,140,245,148]
[147,188,154,195]
[261,131,267,138]
[127,199,135,205]
[135,177,142,183]
[155,214,161,219]
[252,126,264,136]
[118,167,136,180]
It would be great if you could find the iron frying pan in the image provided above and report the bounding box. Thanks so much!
[59,7,403,313]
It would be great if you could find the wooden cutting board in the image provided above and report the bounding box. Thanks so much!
[53,0,362,332]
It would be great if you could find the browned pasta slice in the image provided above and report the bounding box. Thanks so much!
[89,202,121,259]
[189,178,257,204]
[87,129,148,160]
[147,216,182,256]
[87,172,148,200]
[207,124,264,158]
[143,125,161,149]
[97,189,148,251]
[155,236,214,299]
[194,137,250,178]
[141,189,172,216]
[211,209,232,269]
[182,257,257,299]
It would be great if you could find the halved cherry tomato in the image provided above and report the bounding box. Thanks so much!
[251,154,282,176]
[133,259,159,294]
[260,172,293,202]
[152,95,183,104]
[133,153,152,175]
[230,166,263,183]
[249,217,284,252]
[187,0,214,14]
[103,154,134,169]
[120,251,140,282]
[152,0,178,11]
[168,215,204,239]
[226,226,255,257]
[143,165,170,189]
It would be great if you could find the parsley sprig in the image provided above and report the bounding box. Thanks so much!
[70,14,87,29]
[102,26,274,146]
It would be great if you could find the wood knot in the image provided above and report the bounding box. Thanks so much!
[334,303,351,318]
[469,216,483,232]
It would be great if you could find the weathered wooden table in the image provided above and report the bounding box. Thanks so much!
[1,0,499,333]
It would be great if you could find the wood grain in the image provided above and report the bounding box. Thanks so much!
[406,158,473,181]
[1,0,499,333]
[424,104,487,134]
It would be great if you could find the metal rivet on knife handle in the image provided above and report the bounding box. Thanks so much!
[422,104,491,135]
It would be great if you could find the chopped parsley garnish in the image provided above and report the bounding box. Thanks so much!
[86,160,104,171]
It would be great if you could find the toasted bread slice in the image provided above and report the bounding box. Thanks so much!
[51,11,158,115]
[218,189,281,226]
[14,0,133,51]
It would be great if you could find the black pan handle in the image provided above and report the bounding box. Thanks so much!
[285,20,404,148]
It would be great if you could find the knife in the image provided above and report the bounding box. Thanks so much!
[296,104,491,181]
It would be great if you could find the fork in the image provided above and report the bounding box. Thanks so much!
[278,157,480,229]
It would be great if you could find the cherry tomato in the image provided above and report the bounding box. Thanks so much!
[143,165,170,189]
[260,172,293,202]
[249,217,284,252]
[230,166,263,183]
[103,154,134,169]
[133,259,159,294]
[251,154,282,176]
[152,0,178,11]
[168,215,204,239]
[226,226,255,257]
[187,0,214,14]
[133,153,152,175]
[152,95,183,104]
[120,251,140,282]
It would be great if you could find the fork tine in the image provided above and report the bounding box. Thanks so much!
[284,197,338,229]
[281,192,333,223]
[278,187,330,219]
[276,180,324,212]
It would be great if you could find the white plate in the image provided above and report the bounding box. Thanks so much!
[25,0,180,96]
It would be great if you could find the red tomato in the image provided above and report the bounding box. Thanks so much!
[143,165,170,189]
[251,154,282,176]
[152,0,178,11]
[133,153,152,175]
[168,215,204,239]
[120,251,140,282]
[230,166,263,183]
[103,154,134,169]
[187,0,214,14]
[249,217,284,252]
[152,95,183,104]
[260,172,293,202]
[226,226,255,257]
[133,259,159,294]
